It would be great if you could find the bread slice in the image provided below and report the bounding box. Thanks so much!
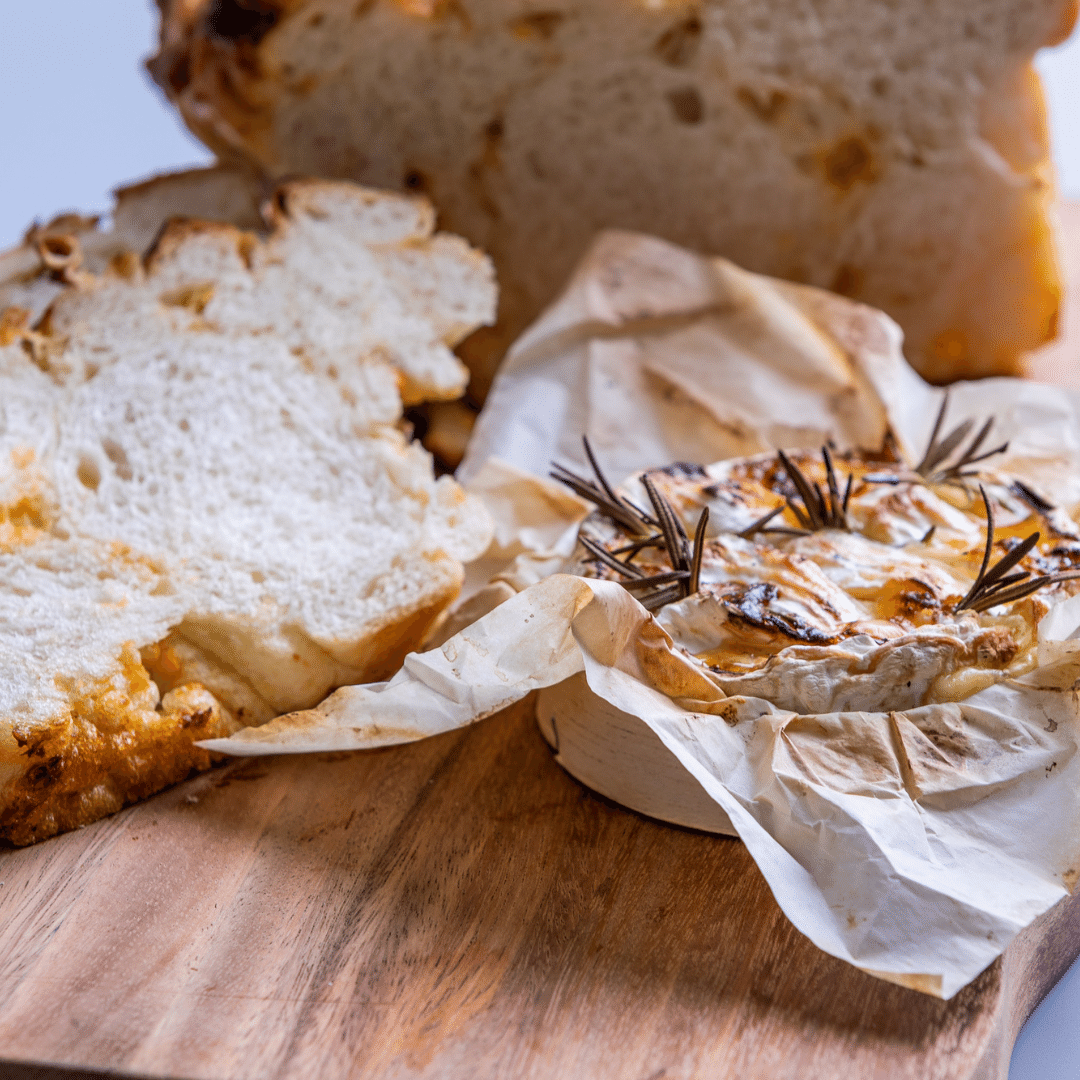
[0,178,495,844]
[150,0,1075,394]
[0,165,267,325]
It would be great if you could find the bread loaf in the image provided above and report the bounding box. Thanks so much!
[0,177,495,843]
[151,0,1076,395]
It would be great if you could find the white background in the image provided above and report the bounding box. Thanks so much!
[0,4,1078,1077]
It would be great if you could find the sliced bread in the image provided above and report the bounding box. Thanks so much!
[0,177,495,843]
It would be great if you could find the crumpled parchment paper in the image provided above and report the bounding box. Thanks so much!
[203,231,1080,998]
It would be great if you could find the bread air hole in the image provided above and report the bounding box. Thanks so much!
[736,86,789,124]
[403,168,430,194]
[159,282,214,314]
[822,136,874,189]
[668,86,704,125]
[654,16,701,67]
[40,235,76,262]
[76,456,101,491]
[38,234,82,274]
[101,438,133,481]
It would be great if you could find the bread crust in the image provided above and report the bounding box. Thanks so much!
[0,655,233,846]
[0,553,460,847]
[0,582,461,846]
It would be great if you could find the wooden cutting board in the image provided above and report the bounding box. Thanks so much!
[0,205,1078,1080]
[0,695,1078,1080]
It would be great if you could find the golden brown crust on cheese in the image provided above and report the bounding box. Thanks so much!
[569,447,1078,696]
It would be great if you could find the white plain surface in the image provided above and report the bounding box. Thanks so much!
[0,0,212,250]
[1038,32,1080,200]
[0,2,1077,1075]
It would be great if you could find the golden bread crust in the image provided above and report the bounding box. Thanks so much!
[0,652,235,846]
[0,173,495,844]
[0,572,460,846]
[0,551,463,844]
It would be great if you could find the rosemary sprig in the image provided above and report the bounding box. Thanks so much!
[689,506,709,595]
[634,476,711,609]
[619,584,684,611]
[579,512,709,611]
[915,392,1009,484]
[1010,479,1055,515]
[578,535,646,580]
[642,474,691,572]
[738,502,810,538]
[738,504,785,538]
[556,441,712,611]
[776,448,851,531]
[608,535,667,561]
[955,486,1080,613]
[621,569,692,590]
[864,393,1009,487]
[550,437,656,536]
[580,533,689,611]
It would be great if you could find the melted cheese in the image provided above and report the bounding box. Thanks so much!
[571,451,1080,711]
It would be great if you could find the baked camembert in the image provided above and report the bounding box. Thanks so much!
[555,401,1080,716]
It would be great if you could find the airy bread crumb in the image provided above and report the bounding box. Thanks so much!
[0,178,496,843]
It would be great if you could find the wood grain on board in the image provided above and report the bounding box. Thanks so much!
[0,203,1078,1080]
[0,697,1078,1080]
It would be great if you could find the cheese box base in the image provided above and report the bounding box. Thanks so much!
[536,673,737,836]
